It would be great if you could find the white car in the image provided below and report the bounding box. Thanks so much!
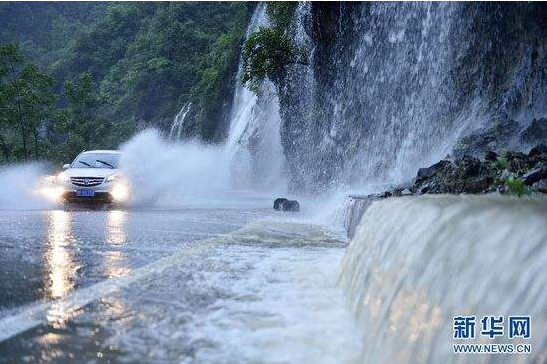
[45,150,130,203]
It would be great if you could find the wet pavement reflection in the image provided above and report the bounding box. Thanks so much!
[0,207,266,313]
[0,206,359,364]
[45,210,76,299]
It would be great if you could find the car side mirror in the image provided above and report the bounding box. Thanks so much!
[62,164,70,169]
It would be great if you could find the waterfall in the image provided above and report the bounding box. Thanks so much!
[225,3,287,192]
[279,2,546,192]
[168,102,192,142]
[339,195,547,363]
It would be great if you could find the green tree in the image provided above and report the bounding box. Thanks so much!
[0,44,56,161]
[241,3,307,92]
[63,72,108,155]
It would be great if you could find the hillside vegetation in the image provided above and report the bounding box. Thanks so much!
[0,2,249,163]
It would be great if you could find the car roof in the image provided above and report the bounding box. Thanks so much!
[81,150,122,154]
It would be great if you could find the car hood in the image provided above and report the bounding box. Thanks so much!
[63,168,120,178]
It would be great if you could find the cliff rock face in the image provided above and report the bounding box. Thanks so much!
[277,2,546,192]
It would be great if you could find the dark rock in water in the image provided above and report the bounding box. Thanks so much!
[273,198,300,212]
[284,200,300,212]
[273,198,288,210]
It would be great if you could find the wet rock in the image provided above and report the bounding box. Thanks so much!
[273,198,288,210]
[521,117,547,146]
[416,160,450,183]
[484,150,498,161]
[273,198,300,212]
[401,188,413,196]
[528,143,547,157]
[533,179,547,193]
[382,143,547,196]
[453,116,520,158]
[522,167,547,185]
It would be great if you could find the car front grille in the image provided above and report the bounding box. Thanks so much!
[70,177,104,187]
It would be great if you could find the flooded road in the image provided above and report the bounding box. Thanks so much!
[0,203,361,363]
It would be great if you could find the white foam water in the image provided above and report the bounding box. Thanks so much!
[168,102,192,142]
[339,195,547,364]
[85,219,363,364]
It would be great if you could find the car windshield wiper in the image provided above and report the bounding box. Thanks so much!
[96,159,115,169]
[78,160,94,168]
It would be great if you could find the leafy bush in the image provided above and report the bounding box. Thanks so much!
[504,175,530,197]
[241,2,307,92]
[494,155,508,170]
[242,27,307,91]
[266,2,298,29]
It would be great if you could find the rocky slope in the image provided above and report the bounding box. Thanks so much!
[387,144,547,196]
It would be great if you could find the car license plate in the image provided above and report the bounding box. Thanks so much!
[76,189,95,197]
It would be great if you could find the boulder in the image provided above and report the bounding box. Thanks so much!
[273,198,300,212]
[273,198,288,210]
[453,116,519,158]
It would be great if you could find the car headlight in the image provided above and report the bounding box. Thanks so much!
[40,185,65,202]
[57,172,69,183]
[111,183,129,202]
[106,174,120,183]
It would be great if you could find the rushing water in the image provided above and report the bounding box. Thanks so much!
[0,207,363,363]
[279,2,546,191]
[167,3,287,193]
[168,102,193,142]
[1,3,545,363]
[339,195,547,364]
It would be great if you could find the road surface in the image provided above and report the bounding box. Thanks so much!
[0,202,361,363]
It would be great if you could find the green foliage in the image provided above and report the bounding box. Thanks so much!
[504,175,530,197]
[0,2,250,164]
[242,28,301,91]
[0,44,57,161]
[0,45,133,164]
[59,72,133,161]
[266,2,299,29]
[241,3,306,92]
[494,155,508,170]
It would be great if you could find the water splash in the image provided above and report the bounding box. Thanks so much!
[339,195,547,364]
[119,129,231,206]
[0,163,54,210]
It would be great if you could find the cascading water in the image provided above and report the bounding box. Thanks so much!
[168,102,192,142]
[224,3,287,192]
[279,2,546,192]
[149,3,288,202]
[339,195,547,364]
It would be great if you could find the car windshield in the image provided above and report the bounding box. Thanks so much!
[72,153,120,169]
